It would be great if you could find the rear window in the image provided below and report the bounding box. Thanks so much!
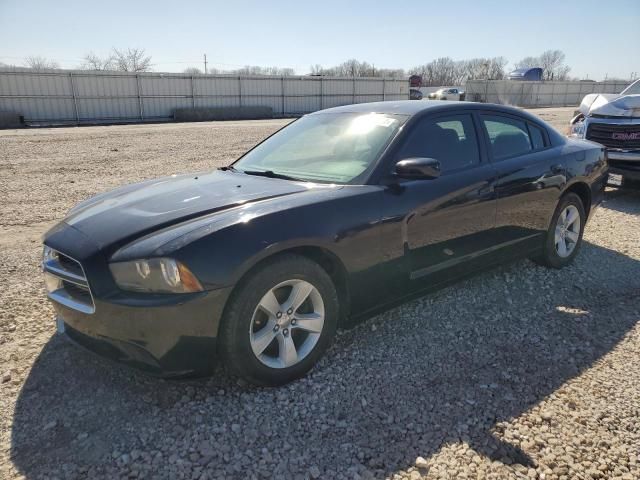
[481,114,532,160]
[528,123,546,150]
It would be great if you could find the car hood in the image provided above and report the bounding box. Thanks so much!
[578,93,640,118]
[60,170,313,248]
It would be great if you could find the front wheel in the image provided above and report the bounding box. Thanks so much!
[533,193,586,268]
[219,254,339,386]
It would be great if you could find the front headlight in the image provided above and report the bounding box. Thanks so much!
[568,122,586,139]
[109,258,203,294]
[42,245,57,269]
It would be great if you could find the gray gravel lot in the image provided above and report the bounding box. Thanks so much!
[1,107,639,479]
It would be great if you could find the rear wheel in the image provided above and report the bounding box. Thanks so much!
[533,193,586,268]
[219,254,338,386]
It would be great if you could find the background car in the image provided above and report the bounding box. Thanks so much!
[427,87,465,101]
[43,101,607,386]
[508,67,544,81]
[569,79,640,188]
[409,88,423,100]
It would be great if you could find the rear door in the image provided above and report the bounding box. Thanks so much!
[478,112,563,253]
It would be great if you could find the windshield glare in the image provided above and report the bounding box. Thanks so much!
[233,112,405,184]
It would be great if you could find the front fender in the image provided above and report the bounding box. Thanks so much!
[112,186,384,292]
[177,189,384,290]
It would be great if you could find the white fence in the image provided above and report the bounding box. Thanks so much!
[0,69,409,125]
[465,80,629,107]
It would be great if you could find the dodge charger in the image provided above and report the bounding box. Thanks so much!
[43,101,607,385]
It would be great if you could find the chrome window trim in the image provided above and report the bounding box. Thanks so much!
[47,289,96,315]
[43,247,96,314]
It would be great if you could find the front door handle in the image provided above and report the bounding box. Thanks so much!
[551,164,564,174]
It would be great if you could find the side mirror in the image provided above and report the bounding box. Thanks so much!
[395,157,441,180]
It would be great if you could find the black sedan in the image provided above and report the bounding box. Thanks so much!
[43,101,607,385]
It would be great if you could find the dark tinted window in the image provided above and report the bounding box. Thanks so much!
[481,114,532,160]
[396,114,480,172]
[528,123,546,150]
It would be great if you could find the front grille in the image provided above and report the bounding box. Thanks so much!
[62,280,93,303]
[609,159,640,172]
[43,247,95,314]
[57,253,84,277]
[586,123,640,150]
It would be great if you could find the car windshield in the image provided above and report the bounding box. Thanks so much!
[621,79,640,96]
[233,112,406,184]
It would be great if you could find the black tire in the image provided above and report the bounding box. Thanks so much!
[532,192,586,269]
[219,254,339,386]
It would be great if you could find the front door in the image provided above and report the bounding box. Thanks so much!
[380,112,498,291]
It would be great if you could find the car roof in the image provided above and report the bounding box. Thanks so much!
[311,100,534,119]
[309,100,565,145]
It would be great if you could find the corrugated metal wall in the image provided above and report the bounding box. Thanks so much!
[464,80,629,107]
[0,69,409,125]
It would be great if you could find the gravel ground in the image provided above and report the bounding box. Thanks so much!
[1,107,639,480]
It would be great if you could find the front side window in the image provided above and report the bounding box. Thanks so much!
[395,114,480,173]
[481,115,533,160]
[234,113,405,184]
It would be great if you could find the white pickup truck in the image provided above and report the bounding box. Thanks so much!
[569,79,640,188]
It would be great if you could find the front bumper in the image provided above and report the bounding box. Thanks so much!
[53,286,232,377]
[43,221,234,377]
[607,150,640,185]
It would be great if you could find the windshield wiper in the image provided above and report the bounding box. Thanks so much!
[241,169,304,182]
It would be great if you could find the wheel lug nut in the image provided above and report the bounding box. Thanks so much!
[276,311,282,319]
[273,325,279,331]
[287,308,293,315]
[291,319,296,325]
[283,328,289,336]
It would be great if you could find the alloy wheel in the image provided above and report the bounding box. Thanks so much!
[249,279,325,369]
[554,205,581,258]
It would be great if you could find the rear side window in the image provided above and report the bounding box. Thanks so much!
[481,114,532,160]
[528,123,547,150]
[396,114,480,173]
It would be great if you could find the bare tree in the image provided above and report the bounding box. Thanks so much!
[376,68,406,79]
[232,65,295,76]
[309,60,406,78]
[410,56,507,86]
[309,64,325,75]
[514,56,539,70]
[538,50,570,80]
[183,67,202,74]
[81,52,114,71]
[514,50,571,80]
[24,55,59,71]
[111,48,152,72]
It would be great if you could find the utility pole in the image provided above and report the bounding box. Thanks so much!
[204,54,208,75]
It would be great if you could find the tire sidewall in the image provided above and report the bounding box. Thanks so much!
[543,193,586,268]
[220,255,338,386]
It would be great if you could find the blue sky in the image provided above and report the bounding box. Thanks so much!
[0,0,638,80]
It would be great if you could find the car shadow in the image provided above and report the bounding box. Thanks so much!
[601,187,640,214]
[9,238,640,478]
